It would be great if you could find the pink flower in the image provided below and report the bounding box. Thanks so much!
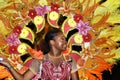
[8,45,19,54]
[74,14,83,23]
[51,3,60,12]
[13,26,22,35]
[76,20,91,35]
[35,5,49,16]
[6,33,21,46]
[28,9,37,19]
[82,33,92,42]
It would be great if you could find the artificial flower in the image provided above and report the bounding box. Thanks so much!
[74,14,83,23]
[13,26,22,35]
[6,33,21,46]
[35,5,50,16]
[49,11,59,20]
[28,9,37,19]
[74,34,83,44]
[17,43,27,54]
[76,20,91,35]
[51,3,60,12]
[68,18,77,27]
[20,28,29,38]
[82,33,92,42]
[34,16,44,25]
[38,0,48,6]
[8,45,19,54]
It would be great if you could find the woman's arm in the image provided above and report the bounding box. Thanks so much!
[70,57,80,80]
[71,71,79,80]
[9,66,35,80]
[0,59,38,80]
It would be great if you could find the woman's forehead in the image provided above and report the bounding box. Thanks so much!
[53,32,65,39]
[55,32,64,37]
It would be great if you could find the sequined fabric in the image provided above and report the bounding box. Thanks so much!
[41,60,72,80]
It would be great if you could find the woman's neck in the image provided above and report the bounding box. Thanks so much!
[48,53,62,59]
[49,46,62,57]
[49,50,62,57]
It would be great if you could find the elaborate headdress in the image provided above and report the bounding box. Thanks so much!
[0,0,120,79]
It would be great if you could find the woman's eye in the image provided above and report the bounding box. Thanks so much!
[61,37,66,41]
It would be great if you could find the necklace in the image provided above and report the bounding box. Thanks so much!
[48,53,63,59]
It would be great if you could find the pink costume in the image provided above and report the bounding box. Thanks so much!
[41,60,72,80]
[30,55,77,80]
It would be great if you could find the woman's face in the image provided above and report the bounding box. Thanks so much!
[53,32,67,51]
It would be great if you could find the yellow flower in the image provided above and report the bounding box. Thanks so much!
[34,16,44,25]
[74,34,83,44]
[20,28,29,38]
[17,43,27,54]
[68,18,76,27]
[49,11,59,20]
[38,0,48,6]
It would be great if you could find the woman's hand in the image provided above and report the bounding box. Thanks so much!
[0,57,12,69]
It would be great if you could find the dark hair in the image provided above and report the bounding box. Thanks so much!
[39,28,62,54]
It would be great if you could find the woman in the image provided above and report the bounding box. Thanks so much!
[0,28,79,80]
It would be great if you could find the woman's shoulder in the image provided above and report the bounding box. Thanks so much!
[30,58,41,66]
[43,54,49,60]
[29,58,42,74]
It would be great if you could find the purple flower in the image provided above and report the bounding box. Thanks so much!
[34,5,50,16]
[76,20,92,35]
[6,33,21,46]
